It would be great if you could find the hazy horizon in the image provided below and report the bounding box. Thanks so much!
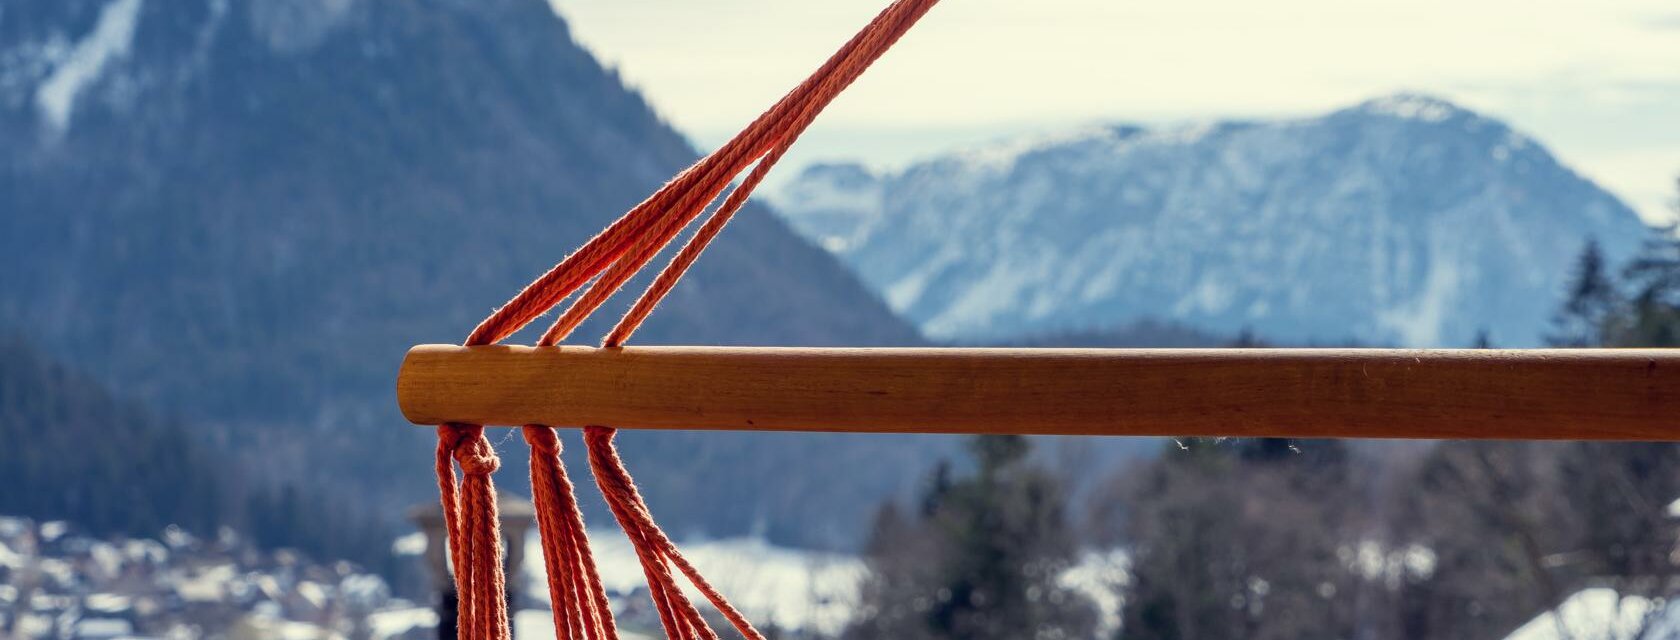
[550,0,1680,223]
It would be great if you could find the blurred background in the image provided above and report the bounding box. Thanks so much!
[1,0,1677,637]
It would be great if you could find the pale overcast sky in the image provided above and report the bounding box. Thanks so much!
[549,0,1680,223]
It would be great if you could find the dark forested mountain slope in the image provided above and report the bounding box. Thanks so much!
[0,335,397,575]
[0,337,225,537]
[0,0,925,549]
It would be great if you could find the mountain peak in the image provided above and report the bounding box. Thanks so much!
[938,123,1149,175]
[794,161,877,187]
[1349,92,1476,123]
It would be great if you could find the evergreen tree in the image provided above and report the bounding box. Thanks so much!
[845,435,1096,640]
[1610,180,1680,346]
[1472,328,1494,349]
[1616,225,1680,347]
[1234,438,1346,470]
[1230,326,1262,348]
[1113,438,1360,640]
[1554,440,1680,579]
[1547,238,1621,347]
[1392,441,1574,639]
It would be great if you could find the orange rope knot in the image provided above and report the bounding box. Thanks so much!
[522,424,562,457]
[437,422,481,454]
[454,434,502,476]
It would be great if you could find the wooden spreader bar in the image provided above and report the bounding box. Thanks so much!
[397,346,1680,440]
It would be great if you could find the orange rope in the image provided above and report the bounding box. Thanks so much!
[523,425,618,640]
[437,423,510,639]
[607,0,942,345]
[433,0,940,637]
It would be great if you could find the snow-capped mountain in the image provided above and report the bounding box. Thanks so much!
[773,95,1652,346]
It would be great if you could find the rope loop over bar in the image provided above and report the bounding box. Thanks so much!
[430,0,943,637]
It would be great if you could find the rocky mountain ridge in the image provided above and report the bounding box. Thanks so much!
[774,94,1651,347]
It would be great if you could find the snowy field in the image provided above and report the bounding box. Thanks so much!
[1505,589,1680,640]
[385,530,1674,640]
[517,531,1128,637]
[522,532,868,635]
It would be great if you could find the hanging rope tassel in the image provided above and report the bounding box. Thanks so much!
[584,426,763,640]
[437,424,511,640]
[524,425,619,640]
[433,0,940,637]
[587,432,717,639]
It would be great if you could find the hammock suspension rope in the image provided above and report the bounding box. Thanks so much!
[434,1,943,638]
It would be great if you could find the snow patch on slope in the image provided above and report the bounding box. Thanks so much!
[248,0,355,55]
[771,163,885,254]
[34,0,144,133]
[952,124,1129,173]
[1359,93,1463,123]
[1504,588,1680,640]
[1377,228,1464,346]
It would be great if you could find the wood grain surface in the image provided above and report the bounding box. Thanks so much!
[397,345,1680,440]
